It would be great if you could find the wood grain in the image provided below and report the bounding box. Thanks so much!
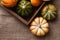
[0,0,60,40]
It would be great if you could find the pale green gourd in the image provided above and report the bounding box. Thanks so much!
[41,4,56,20]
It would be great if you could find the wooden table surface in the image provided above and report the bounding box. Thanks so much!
[0,0,60,40]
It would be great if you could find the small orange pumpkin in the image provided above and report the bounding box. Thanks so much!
[1,0,18,7]
[30,0,42,7]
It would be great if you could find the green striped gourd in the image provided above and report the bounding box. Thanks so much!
[17,0,32,17]
[41,4,56,20]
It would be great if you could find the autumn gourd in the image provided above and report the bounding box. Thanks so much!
[1,0,18,7]
[30,0,42,7]
[41,4,56,20]
[17,0,32,16]
[30,17,49,36]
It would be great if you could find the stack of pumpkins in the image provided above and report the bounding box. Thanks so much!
[1,0,56,36]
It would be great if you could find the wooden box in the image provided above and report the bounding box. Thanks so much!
[0,1,45,25]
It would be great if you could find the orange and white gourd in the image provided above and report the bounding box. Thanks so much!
[30,17,49,36]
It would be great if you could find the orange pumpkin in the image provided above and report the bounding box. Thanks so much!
[1,0,18,7]
[30,0,42,7]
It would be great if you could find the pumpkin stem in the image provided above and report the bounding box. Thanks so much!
[38,24,42,28]
[39,25,42,28]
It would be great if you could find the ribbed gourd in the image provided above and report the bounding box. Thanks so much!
[30,17,49,36]
[41,4,56,20]
[17,0,32,17]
